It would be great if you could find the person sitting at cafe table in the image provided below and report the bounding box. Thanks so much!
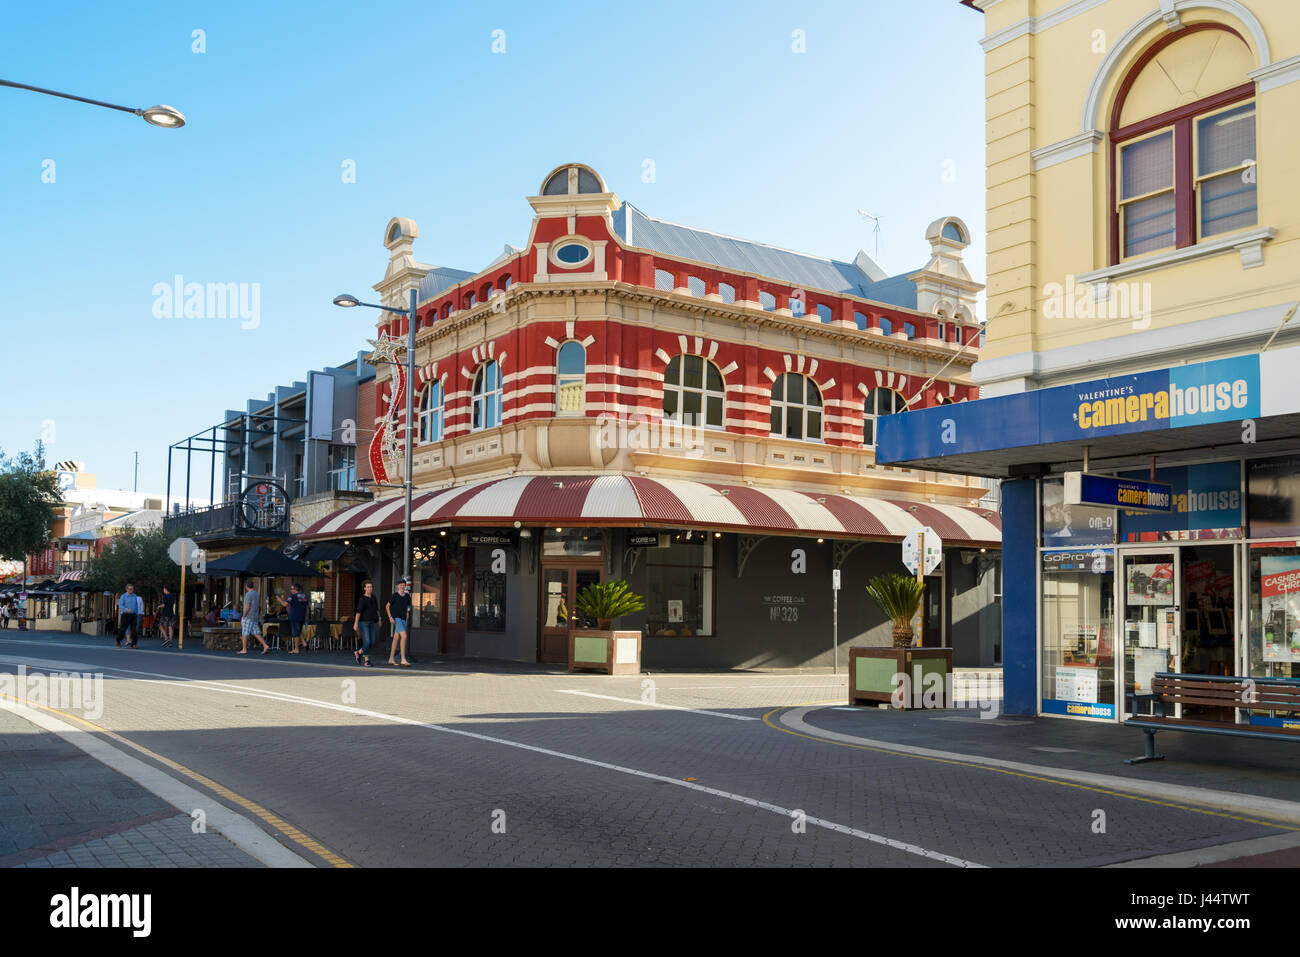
[277,582,310,654]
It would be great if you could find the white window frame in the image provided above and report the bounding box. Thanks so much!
[556,341,586,416]
[662,354,725,429]
[472,361,502,432]
[863,388,905,447]
[418,381,443,444]
[770,373,823,443]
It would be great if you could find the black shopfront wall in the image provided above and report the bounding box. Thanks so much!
[635,535,909,670]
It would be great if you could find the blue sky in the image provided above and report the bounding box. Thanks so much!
[0,0,986,497]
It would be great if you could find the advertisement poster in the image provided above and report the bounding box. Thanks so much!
[1055,666,1100,702]
[1260,555,1300,662]
[1127,563,1174,605]
[1133,647,1169,693]
[667,600,683,623]
[1041,479,1116,546]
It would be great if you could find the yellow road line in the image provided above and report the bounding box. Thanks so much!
[2,692,353,867]
[762,703,1300,833]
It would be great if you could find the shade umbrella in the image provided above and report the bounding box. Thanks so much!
[203,546,321,578]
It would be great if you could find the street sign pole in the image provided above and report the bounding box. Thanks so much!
[179,540,186,650]
[915,530,924,647]
[832,567,841,675]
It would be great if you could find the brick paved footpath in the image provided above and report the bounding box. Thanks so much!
[0,708,261,868]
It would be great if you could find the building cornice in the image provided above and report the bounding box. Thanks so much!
[1031,131,1105,170]
[408,282,978,369]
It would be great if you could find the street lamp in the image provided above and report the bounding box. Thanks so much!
[333,289,418,584]
[0,79,186,128]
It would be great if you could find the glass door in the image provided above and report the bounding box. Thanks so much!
[1121,549,1180,717]
[539,564,602,663]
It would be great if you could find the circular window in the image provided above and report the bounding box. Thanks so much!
[553,242,591,267]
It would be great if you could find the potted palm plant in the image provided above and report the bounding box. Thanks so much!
[865,573,925,647]
[568,579,646,674]
[851,573,952,708]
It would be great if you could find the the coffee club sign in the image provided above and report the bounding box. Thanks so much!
[463,532,515,547]
[878,353,1265,462]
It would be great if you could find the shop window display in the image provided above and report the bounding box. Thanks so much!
[646,534,713,637]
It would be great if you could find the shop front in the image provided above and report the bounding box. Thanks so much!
[298,474,1002,669]
[877,348,1300,721]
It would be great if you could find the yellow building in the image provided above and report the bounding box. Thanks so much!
[971,0,1299,389]
[878,1,1300,723]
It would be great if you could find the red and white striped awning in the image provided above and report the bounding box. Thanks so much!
[57,570,86,582]
[301,475,1000,546]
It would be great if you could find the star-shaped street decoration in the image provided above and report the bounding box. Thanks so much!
[365,333,406,365]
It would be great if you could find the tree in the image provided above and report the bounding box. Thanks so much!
[0,443,61,562]
[83,525,186,606]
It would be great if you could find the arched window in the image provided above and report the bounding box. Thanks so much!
[1111,25,1257,261]
[770,373,822,442]
[879,316,893,335]
[556,341,585,414]
[663,354,725,429]
[472,361,502,431]
[863,388,905,446]
[417,382,443,444]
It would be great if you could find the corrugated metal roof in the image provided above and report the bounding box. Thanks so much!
[417,266,477,302]
[612,203,919,308]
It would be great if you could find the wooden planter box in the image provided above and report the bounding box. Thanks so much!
[849,647,953,709]
[569,629,642,675]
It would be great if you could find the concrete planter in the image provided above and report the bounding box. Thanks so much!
[849,647,953,709]
[569,629,642,675]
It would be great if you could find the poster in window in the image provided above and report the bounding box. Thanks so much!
[1041,478,1115,546]
[667,600,683,623]
[1260,555,1300,662]
[1126,563,1174,605]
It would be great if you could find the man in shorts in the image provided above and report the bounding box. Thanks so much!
[238,580,272,655]
[386,578,413,667]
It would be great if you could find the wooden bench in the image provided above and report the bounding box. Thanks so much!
[1124,672,1300,764]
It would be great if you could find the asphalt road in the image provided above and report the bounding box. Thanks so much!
[2,634,1296,868]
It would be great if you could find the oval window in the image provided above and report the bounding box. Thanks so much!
[554,242,590,266]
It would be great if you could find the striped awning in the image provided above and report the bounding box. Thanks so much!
[302,475,1000,546]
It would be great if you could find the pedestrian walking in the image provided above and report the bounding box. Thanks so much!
[237,580,271,655]
[386,578,413,667]
[0,599,9,629]
[277,583,310,654]
[157,585,178,647]
[117,584,144,648]
[353,580,379,667]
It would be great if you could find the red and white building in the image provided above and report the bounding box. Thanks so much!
[303,163,1002,669]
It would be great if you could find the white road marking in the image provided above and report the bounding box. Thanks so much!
[2,700,311,868]
[0,656,984,868]
[555,689,759,721]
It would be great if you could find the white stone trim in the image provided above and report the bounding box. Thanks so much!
[979,0,1107,53]
[1250,53,1300,93]
[1077,227,1277,293]
[1081,1,1271,135]
[1031,131,1104,170]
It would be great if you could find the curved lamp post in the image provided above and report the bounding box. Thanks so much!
[1,79,185,128]
[333,290,418,584]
